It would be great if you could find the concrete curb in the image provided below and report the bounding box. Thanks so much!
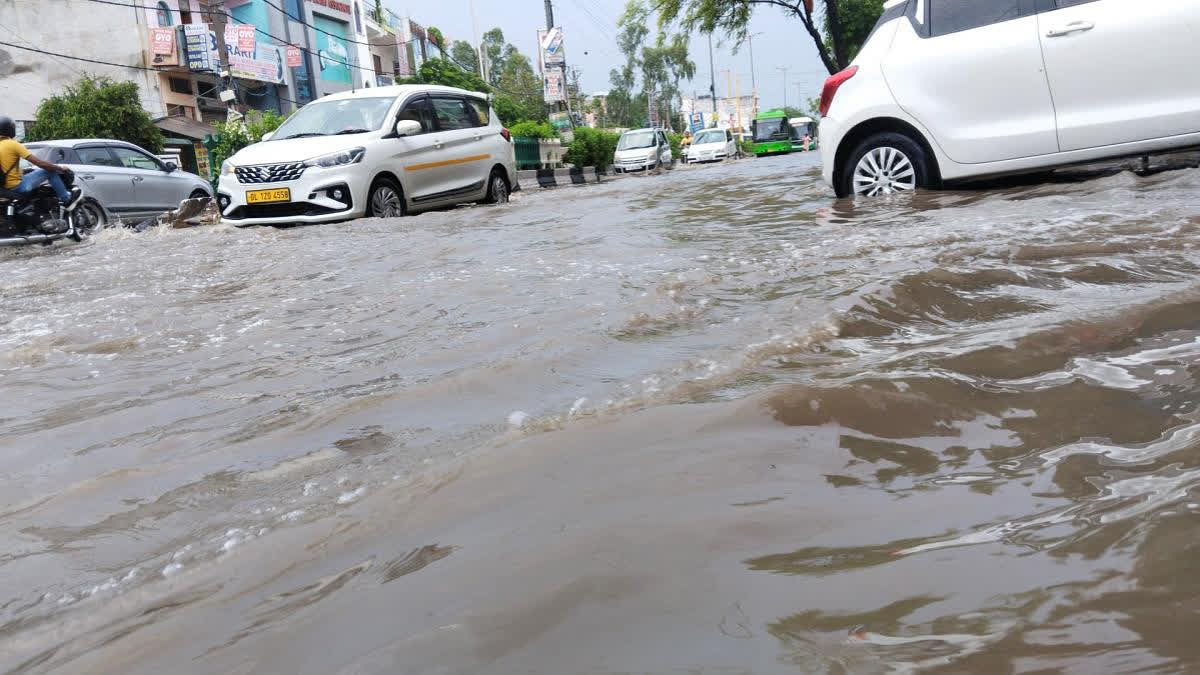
[516,166,607,188]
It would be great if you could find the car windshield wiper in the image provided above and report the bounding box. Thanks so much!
[334,128,370,135]
[282,132,327,139]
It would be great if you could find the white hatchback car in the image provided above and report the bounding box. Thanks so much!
[613,129,675,172]
[686,128,739,163]
[217,85,518,225]
[820,0,1200,197]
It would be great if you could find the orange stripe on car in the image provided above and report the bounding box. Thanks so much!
[405,154,492,171]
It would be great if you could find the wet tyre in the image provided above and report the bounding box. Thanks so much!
[481,169,509,204]
[838,131,931,198]
[73,199,106,234]
[366,177,405,218]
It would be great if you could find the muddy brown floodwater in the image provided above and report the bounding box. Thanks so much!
[4,153,1200,673]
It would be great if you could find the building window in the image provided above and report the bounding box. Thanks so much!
[166,104,197,120]
[180,6,192,24]
[156,1,173,27]
[354,2,363,34]
[284,0,303,20]
[372,54,382,76]
[196,80,219,99]
[168,77,193,95]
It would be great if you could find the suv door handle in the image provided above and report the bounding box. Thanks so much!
[1047,21,1095,37]
[81,174,95,180]
[132,176,144,182]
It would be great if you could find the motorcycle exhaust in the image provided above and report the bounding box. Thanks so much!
[0,232,62,247]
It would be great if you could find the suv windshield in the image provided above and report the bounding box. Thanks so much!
[753,118,787,141]
[272,96,395,139]
[618,131,656,150]
[694,130,724,145]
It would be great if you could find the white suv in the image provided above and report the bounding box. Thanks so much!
[217,85,518,225]
[819,0,1200,198]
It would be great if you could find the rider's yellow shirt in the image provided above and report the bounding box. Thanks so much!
[0,139,31,190]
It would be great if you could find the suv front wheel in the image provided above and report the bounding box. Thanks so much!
[839,132,930,198]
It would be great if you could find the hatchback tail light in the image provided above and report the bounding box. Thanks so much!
[501,128,511,142]
[818,65,858,118]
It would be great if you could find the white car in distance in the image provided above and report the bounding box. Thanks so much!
[819,0,1200,198]
[612,129,674,173]
[686,128,739,163]
[217,85,518,225]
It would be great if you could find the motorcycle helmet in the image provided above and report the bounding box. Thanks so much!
[0,116,15,139]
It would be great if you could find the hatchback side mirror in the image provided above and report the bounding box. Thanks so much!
[164,161,177,173]
[395,120,422,137]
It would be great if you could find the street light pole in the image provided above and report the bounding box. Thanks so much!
[707,32,717,118]
[776,66,789,110]
[746,31,762,117]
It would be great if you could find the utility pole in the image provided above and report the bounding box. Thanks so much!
[776,66,789,110]
[470,0,483,77]
[203,0,242,118]
[544,0,554,31]
[707,32,716,120]
[746,32,761,117]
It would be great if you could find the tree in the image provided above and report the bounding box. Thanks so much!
[209,110,285,180]
[26,75,164,152]
[450,40,479,74]
[396,57,489,93]
[610,1,693,130]
[372,0,385,24]
[481,28,507,86]
[658,0,885,75]
[495,51,546,123]
[427,27,446,54]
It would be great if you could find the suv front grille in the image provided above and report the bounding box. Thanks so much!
[235,162,306,184]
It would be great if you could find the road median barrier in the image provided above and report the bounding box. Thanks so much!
[517,166,608,189]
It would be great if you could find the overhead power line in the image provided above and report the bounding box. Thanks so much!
[85,0,538,101]
[0,40,305,107]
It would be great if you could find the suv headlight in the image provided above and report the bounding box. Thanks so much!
[221,160,234,176]
[305,148,365,169]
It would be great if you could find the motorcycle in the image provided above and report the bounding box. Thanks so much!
[0,169,89,247]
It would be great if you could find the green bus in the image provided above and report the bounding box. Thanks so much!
[750,109,793,156]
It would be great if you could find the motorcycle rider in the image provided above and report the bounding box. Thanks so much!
[0,116,83,230]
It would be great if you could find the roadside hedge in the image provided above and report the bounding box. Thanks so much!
[564,127,620,169]
[508,121,556,139]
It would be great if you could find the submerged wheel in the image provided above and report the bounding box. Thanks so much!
[481,169,509,204]
[839,132,931,198]
[366,177,405,218]
[73,199,106,233]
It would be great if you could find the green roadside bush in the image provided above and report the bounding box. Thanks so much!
[564,127,620,168]
[508,121,556,139]
[666,132,682,158]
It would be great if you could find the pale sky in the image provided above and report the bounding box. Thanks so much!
[385,0,830,110]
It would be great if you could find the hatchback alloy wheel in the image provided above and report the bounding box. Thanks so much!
[852,146,916,196]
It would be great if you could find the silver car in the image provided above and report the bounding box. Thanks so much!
[21,139,213,228]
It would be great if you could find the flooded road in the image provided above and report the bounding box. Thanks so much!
[5,152,1200,672]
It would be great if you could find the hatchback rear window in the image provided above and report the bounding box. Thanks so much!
[930,0,1021,36]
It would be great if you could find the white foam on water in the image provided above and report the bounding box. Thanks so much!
[508,411,530,427]
[337,487,367,505]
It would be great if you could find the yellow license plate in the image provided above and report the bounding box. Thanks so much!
[246,188,291,204]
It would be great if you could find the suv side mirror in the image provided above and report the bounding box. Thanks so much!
[164,161,177,173]
[395,120,422,137]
